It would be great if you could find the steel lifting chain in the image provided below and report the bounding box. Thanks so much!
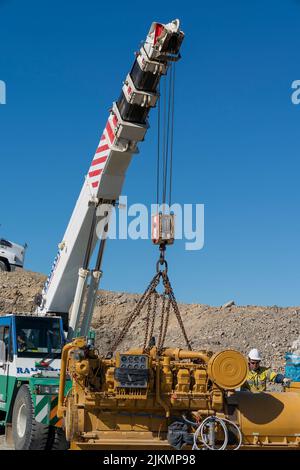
[145,291,158,351]
[156,243,191,351]
[157,293,166,351]
[143,294,152,352]
[109,272,161,355]
[108,249,192,355]
[143,291,159,351]
[161,271,192,350]
[158,296,171,353]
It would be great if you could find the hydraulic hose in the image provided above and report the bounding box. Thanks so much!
[191,416,243,451]
[193,416,228,451]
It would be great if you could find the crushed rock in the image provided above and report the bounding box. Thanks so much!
[1,270,300,371]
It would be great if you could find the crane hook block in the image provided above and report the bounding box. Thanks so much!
[152,213,175,245]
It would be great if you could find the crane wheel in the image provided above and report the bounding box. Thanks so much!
[12,385,50,450]
[48,427,70,450]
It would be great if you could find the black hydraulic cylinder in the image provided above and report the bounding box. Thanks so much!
[117,92,150,125]
[130,60,161,92]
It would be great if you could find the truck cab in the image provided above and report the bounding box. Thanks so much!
[0,238,27,271]
[0,315,69,449]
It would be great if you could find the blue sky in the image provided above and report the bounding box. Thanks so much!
[1,0,300,306]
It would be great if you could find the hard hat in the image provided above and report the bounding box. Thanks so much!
[248,348,262,361]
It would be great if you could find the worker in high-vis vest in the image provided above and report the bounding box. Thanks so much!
[241,348,290,392]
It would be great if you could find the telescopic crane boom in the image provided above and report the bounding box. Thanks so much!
[37,20,184,340]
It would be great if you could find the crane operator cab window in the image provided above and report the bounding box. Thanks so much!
[0,326,12,364]
[15,317,63,358]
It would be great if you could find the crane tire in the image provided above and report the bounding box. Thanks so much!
[12,385,50,450]
[48,427,70,450]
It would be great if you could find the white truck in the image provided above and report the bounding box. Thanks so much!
[0,238,27,272]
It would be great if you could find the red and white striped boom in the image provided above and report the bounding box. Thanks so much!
[37,19,184,339]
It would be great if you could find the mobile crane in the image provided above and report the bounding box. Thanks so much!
[54,22,300,451]
[2,18,300,452]
[0,19,187,450]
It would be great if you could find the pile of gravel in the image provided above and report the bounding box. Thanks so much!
[1,270,299,370]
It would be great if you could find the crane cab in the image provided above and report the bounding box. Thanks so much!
[0,315,69,449]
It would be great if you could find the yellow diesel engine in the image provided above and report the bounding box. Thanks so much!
[55,338,300,450]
